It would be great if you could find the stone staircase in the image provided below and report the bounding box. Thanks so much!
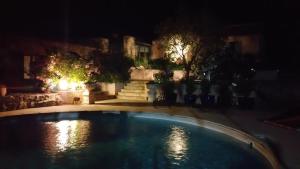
[117,81,148,101]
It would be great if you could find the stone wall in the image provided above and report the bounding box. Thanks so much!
[123,36,137,59]
[0,93,62,112]
[98,38,109,53]
[130,69,161,81]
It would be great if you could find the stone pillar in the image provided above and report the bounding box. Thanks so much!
[151,40,164,60]
[23,55,31,79]
[123,36,137,59]
[99,38,109,53]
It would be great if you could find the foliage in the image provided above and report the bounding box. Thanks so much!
[153,74,176,105]
[200,78,211,96]
[89,51,134,83]
[162,81,176,101]
[37,50,94,90]
[153,71,173,84]
[134,57,149,68]
[133,57,184,71]
[157,18,205,80]
[148,58,184,70]
[153,66,176,104]
[179,77,195,95]
[232,54,256,97]
[202,42,256,98]
[192,37,225,80]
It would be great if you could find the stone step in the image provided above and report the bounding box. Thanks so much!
[117,95,147,101]
[116,80,149,101]
[124,85,145,90]
[118,92,147,97]
[130,80,149,84]
[126,83,146,87]
[121,89,146,93]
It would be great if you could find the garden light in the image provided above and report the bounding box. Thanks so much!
[59,79,69,90]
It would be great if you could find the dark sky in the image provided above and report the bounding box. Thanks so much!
[0,0,300,70]
[0,0,299,41]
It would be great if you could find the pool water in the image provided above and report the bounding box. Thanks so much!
[0,112,271,169]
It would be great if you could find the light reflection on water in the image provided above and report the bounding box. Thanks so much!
[43,120,91,155]
[0,114,271,169]
[166,126,188,161]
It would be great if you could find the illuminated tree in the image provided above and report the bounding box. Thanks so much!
[157,18,205,80]
[36,50,97,91]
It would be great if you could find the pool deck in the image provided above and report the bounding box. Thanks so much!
[0,99,298,169]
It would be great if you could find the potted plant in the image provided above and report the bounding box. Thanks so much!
[0,84,7,96]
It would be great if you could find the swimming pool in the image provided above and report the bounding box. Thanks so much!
[0,111,271,169]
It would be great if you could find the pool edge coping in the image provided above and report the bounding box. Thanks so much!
[0,105,281,169]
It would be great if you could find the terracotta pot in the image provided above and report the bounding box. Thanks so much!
[0,84,7,96]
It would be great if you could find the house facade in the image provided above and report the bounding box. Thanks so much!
[0,34,151,85]
[0,24,263,85]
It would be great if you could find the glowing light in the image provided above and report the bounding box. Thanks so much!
[166,37,190,62]
[83,89,89,96]
[55,120,91,152]
[59,79,69,90]
[57,79,85,91]
[56,120,77,151]
[70,82,77,91]
[167,126,188,161]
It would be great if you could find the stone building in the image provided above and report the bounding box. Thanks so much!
[0,24,262,86]
[0,34,151,85]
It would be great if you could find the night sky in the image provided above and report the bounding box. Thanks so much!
[0,0,300,69]
[0,0,298,40]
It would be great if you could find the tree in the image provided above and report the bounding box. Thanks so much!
[36,49,98,91]
[201,42,256,106]
[157,17,220,81]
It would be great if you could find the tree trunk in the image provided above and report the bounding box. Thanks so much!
[185,65,191,81]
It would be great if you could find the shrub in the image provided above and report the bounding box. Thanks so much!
[154,71,173,84]
[37,50,93,90]
[89,51,134,83]
[148,58,184,70]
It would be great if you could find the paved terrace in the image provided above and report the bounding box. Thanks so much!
[0,99,298,169]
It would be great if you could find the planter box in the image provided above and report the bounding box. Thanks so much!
[131,69,161,81]
[130,68,185,81]
[0,85,7,96]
